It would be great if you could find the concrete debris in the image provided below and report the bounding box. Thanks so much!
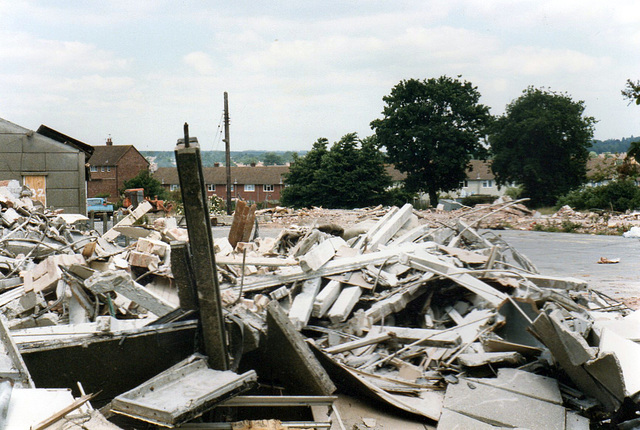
[0,178,637,428]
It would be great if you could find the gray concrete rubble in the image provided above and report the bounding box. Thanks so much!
[0,186,638,428]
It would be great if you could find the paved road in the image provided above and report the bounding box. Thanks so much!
[486,229,640,302]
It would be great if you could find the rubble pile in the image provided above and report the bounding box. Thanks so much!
[0,189,638,428]
[260,197,640,236]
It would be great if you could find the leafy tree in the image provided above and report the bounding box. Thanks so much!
[280,138,328,208]
[371,76,492,206]
[622,79,640,105]
[490,87,595,207]
[263,152,284,165]
[281,134,392,208]
[123,169,167,200]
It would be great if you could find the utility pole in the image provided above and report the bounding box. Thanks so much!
[224,92,232,215]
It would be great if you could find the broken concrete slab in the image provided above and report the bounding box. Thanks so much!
[598,328,640,398]
[442,377,566,430]
[467,368,563,405]
[530,312,622,412]
[85,270,176,317]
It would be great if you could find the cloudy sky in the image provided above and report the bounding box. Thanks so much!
[1,1,640,152]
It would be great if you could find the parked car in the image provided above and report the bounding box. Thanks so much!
[87,197,114,218]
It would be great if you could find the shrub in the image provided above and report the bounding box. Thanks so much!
[557,180,640,212]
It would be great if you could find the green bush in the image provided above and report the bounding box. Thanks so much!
[505,186,523,200]
[557,180,640,212]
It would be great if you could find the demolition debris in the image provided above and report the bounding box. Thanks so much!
[0,142,639,428]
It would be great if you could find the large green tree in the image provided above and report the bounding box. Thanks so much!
[281,133,392,209]
[371,76,492,206]
[489,87,595,207]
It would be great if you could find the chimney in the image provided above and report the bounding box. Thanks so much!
[106,137,113,146]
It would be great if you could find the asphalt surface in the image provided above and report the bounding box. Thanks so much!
[485,229,640,302]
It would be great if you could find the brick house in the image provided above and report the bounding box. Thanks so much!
[153,164,288,203]
[87,138,150,200]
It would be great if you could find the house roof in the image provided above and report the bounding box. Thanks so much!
[466,160,494,181]
[154,166,289,185]
[89,145,149,166]
[385,164,406,182]
[36,125,94,158]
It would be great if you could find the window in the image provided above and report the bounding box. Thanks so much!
[482,180,493,188]
[263,184,274,192]
[459,180,468,188]
[244,184,255,192]
[170,184,179,191]
[106,166,111,172]
[207,184,215,192]
[100,167,105,172]
[230,184,234,192]
[90,166,97,172]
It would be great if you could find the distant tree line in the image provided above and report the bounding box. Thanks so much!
[142,150,301,168]
[589,137,638,154]
[147,75,640,212]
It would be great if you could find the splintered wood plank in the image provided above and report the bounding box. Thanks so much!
[228,201,257,248]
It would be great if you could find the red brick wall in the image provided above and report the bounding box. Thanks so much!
[87,148,149,200]
[208,183,284,203]
[116,147,149,194]
[164,183,284,203]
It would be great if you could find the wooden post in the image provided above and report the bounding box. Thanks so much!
[175,123,229,370]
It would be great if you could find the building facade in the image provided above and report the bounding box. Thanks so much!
[0,118,89,214]
[87,138,150,200]
[154,165,288,204]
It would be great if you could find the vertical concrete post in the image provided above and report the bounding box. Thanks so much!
[175,123,229,370]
